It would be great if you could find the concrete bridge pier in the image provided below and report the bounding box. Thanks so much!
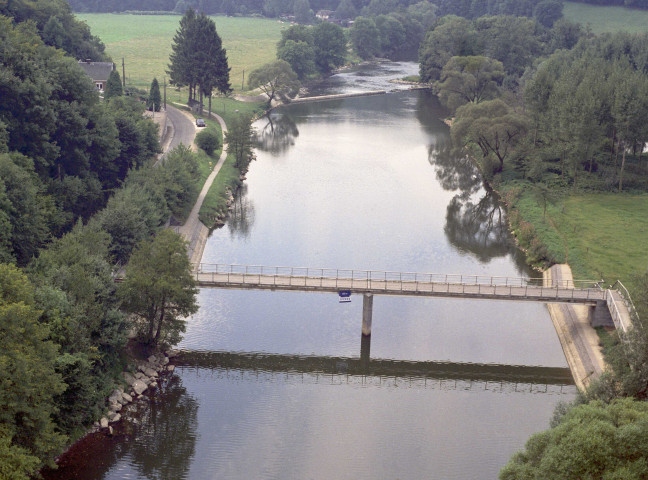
[362,294,373,336]
[360,334,371,366]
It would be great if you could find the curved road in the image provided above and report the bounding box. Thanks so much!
[155,105,198,166]
[166,105,198,151]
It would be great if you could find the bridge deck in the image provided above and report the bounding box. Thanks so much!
[194,264,605,304]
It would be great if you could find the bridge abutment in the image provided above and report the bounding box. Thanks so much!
[589,300,614,328]
[362,293,373,336]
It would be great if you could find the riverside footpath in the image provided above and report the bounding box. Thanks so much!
[172,109,229,267]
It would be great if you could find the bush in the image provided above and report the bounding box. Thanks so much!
[195,128,220,156]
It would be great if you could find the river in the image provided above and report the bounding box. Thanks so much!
[47,62,575,480]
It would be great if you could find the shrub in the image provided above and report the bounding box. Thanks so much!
[195,128,220,156]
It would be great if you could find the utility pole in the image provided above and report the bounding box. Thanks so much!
[242,70,245,91]
[163,76,167,111]
[121,58,126,89]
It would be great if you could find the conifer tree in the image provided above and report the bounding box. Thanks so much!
[148,77,162,112]
[104,69,122,98]
[167,8,231,109]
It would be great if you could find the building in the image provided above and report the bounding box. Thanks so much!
[316,9,333,20]
[77,60,115,92]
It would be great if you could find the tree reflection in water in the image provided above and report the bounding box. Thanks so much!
[227,184,255,239]
[125,374,198,480]
[429,141,514,262]
[254,112,299,155]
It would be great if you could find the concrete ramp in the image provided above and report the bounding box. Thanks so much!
[544,265,606,391]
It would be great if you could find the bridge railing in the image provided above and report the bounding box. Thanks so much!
[608,281,641,334]
[194,263,602,296]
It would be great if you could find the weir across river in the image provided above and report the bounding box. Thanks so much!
[192,263,633,337]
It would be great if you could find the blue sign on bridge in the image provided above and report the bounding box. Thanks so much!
[339,290,351,303]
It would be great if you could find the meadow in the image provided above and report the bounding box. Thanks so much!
[563,1,648,33]
[78,14,285,94]
[512,189,648,292]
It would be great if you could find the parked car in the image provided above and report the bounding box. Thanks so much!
[196,118,206,127]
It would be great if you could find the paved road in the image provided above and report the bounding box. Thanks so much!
[167,105,197,151]
[155,105,197,166]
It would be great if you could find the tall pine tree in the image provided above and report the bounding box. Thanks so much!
[167,9,231,110]
[148,78,161,112]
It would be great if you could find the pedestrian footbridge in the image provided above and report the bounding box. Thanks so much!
[192,263,634,335]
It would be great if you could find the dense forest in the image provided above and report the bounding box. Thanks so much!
[0,1,207,477]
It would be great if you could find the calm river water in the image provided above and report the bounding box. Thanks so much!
[48,62,575,480]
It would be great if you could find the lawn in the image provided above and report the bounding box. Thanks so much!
[513,189,648,293]
[563,2,648,33]
[77,14,284,93]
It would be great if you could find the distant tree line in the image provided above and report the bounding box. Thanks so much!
[66,0,568,20]
[570,0,648,8]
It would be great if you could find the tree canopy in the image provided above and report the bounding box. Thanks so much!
[117,230,198,348]
[500,398,648,480]
[167,8,231,110]
[248,59,300,105]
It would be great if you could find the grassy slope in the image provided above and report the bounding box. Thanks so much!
[563,1,648,33]
[511,188,648,292]
[77,14,284,93]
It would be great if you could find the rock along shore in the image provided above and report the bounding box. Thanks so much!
[95,350,179,434]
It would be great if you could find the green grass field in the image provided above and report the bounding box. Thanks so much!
[513,189,648,292]
[77,14,284,93]
[563,2,648,33]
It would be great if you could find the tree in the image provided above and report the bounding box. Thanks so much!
[375,15,406,59]
[350,16,380,59]
[534,0,563,28]
[437,56,504,112]
[278,40,316,80]
[117,230,198,349]
[148,78,162,112]
[225,114,255,171]
[451,99,528,174]
[167,9,231,108]
[0,264,66,475]
[530,183,561,220]
[334,0,357,19]
[104,69,122,99]
[277,24,313,50]
[612,69,648,192]
[312,22,347,73]
[167,8,198,97]
[293,0,313,23]
[407,0,437,29]
[500,398,648,480]
[418,16,478,82]
[0,153,53,266]
[193,13,231,114]
[473,16,542,78]
[248,60,300,106]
